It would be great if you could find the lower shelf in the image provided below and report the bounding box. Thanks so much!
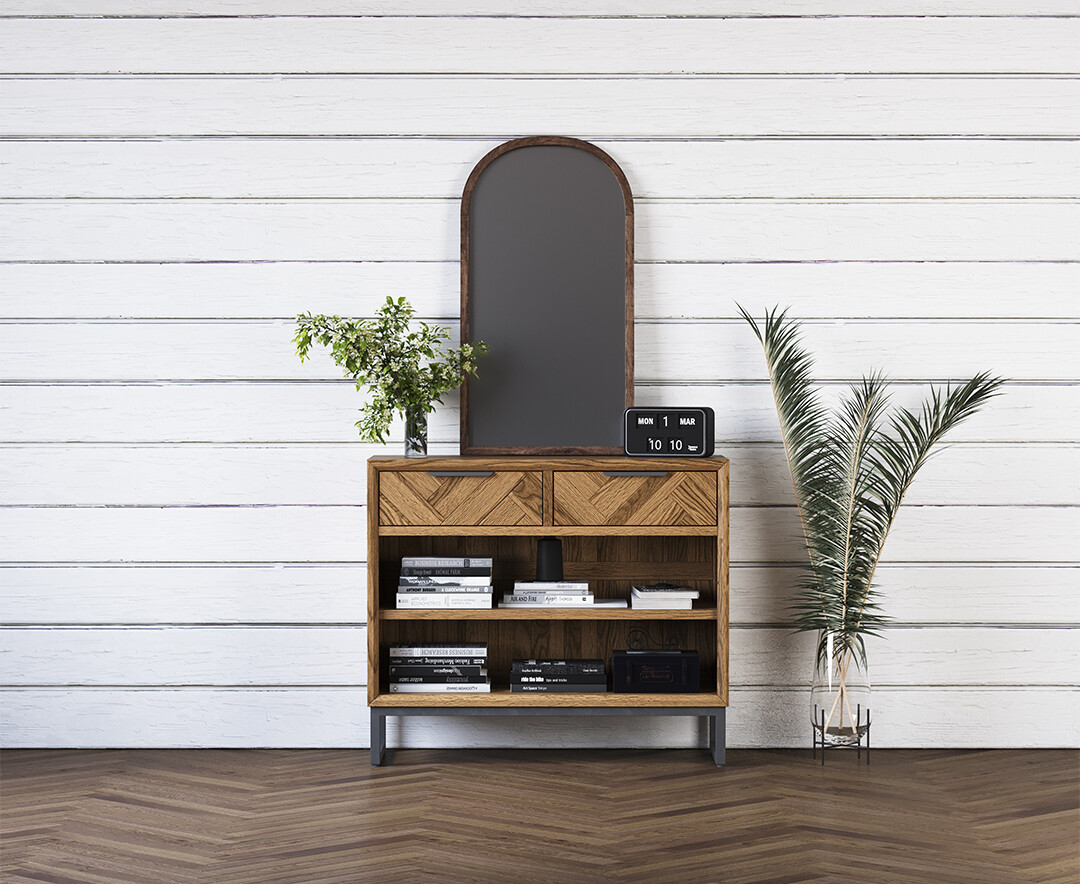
[369,703,727,767]
[371,689,725,708]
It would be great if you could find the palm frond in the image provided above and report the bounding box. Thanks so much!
[740,306,1006,657]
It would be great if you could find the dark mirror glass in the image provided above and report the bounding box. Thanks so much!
[461,137,634,454]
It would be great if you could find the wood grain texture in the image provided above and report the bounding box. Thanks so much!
[3,563,1076,627]
[2,503,1074,564]
[1,749,1077,883]
[2,382,1076,443]
[5,199,1080,262]
[7,1,1079,14]
[1,318,1073,381]
[3,442,1076,507]
[6,18,1079,74]
[379,470,543,527]
[6,140,1079,201]
[5,261,1079,321]
[554,470,718,526]
[5,77,1078,137]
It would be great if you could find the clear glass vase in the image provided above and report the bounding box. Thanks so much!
[810,631,871,747]
[404,407,428,457]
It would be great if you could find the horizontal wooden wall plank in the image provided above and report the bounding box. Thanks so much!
[0,564,366,625]
[2,563,1075,627]
[0,504,1074,564]
[3,685,1075,750]
[2,625,1073,688]
[5,2,1078,18]
[6,18,1078,75]
[5,261,1078,321]
[1,319,1068,382]
[734,505,1079,565]
[4,199,1078,262]
[3,443,1073,507]
[0,505,366,563]
[6,139,1080,201]
[730,565,1080,626]
[5,77,1077,138]
[1,626,367,686]
[3,382,1074,443]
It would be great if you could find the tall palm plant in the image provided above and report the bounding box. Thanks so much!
[739,306,1005,737]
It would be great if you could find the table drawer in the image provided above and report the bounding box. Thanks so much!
[379,469,543,527]
[553,470,717,527]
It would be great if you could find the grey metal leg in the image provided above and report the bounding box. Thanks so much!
[370,709,387,766]
[710,709,726,766]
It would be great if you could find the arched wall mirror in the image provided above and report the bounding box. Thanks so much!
[460,136,634,455]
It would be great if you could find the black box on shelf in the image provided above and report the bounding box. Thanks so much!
[612,650,699,693]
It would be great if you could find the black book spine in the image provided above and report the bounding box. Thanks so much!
[399,566,493,577]
[510,684,608,693]
[389,665,487,678]
[391,674,489,685]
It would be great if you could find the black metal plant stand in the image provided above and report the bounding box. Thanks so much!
[812,703,871,765]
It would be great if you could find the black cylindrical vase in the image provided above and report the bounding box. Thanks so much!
[535,537,563,581]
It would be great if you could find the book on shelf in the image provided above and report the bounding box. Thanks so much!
[396,592,492,609]
[499,594,592,606]
[391,674,489,684]
[389,682,492,693]
[513,675,607,685]
[631,583,700,599]
[631,598,694,610]
[388,664,489,678]
[499,595,628,608]
[401,556,492,568]
[513,581,589,591]
[399,565,492,578]
[388,655,487,666]
[510,683,607,693]
[399,575,493,587]
[389,643,487,658]
[510,658,607,690]
[512,659,605,674]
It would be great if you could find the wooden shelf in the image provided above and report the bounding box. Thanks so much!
[381,607,718,621]
[371,689,723,708]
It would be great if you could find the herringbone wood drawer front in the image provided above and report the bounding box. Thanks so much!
[553,470,717,526]
[379,470,543,526]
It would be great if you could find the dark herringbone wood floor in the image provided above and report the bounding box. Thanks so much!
[2,748,1077,884]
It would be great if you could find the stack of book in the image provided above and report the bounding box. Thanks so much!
[388,642,490,693]
[395,556,493,609]
[499,581,627,609]
[630,582,701,610]
[510,658,607,693]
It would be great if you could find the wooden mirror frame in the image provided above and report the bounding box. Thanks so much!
[460,136,635,455]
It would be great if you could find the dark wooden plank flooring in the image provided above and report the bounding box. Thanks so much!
[2,749,1077,883]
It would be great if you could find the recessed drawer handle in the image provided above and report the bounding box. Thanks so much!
[602,471,669,478]
[428,470,495,477]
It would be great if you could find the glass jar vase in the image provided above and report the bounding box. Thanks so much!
[810,631,871,747]
[404,407,428,457]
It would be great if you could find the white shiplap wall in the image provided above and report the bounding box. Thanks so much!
[2,3,1078,750]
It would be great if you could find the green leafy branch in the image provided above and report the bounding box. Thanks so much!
[294,296,487,443]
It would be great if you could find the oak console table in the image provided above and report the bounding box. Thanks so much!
[367,456,729,765]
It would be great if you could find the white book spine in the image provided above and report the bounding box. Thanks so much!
[389,646,487,657]
[401,557,493,568]
[388,683,491,693]
[396,593,492,609]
